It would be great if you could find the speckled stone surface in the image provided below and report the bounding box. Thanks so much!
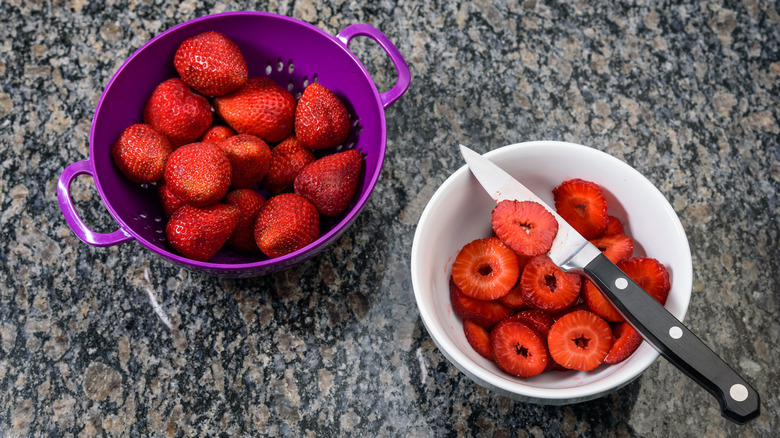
[1,0,778,436]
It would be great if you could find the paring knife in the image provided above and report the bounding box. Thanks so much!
[459,144,760,425]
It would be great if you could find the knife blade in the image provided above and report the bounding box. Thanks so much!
[459,144,760,424]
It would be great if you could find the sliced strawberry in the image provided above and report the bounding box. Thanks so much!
[618,257,671,305]
[547,309,613,371]
[449,278,514,330]
[582,279,625,322]
[604,322,643,364]
[604,215,625,236]
[520,255,582,312]
[498,282,528,310]
[463,320,494,361]
[451,237,520,301]
[491,200,558,257]
[589,233,634,264]
[510,309,555,338]
[552,178,609,239]
[490,318,548,377]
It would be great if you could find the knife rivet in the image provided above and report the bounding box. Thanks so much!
[669,326,683,339]
[615,278,628,289]
[729,384,749,402]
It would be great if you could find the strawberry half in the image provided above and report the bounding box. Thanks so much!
[217,134,272,189]
[618,257,671,305]
[294,82,351,149]
[202,125,236,144]
[263,135,316,194]
[589,233,634,264]
[582,279,625,322]
[603,322,643,364]
[111,123,173,183]
[449,277,514,329]
[174,31,248,97]
[214,77,297,143]
[491,200,558,257]
[294,149,363,217]
[520,255,582,312]
[552,178,609,239]
[164,142,232,207]
[451,237,520,301]
[143,78,213,147]
[254,193,320,258]
[463,320,494,361]
[490,318,549,377]
[225,189,266,253]
[165,204,239,261]
[547,309,613,371]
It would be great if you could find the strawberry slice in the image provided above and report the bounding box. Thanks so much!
[604,322,643,364]
[463,320,494,361]
[451,237,520,301]
[589,233,634,264]
[510,309,555,337]
[489,318,548,377]
[548,309,613,371]
[582,279,625,322]
[520,255,582,312]
[552,178,609,239]
[491,200,558,257]
[449,278,514,329]
[618,257,671,305]
[604,215,625,236]
[498,282,528,310]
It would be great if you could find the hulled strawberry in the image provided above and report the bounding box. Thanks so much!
[164,142,231,207]
[174,31,248,97]
[213,77,296,143]
[294,149,363,217]
[165,204,239,261]
[143,78,213,147]
[294,82,351,149]
[552,178,609,239]
[263,135,316,194]
[217,134,272,188]
[225,189,266,253]
[202,125,236,144]
[254,193,319,258]
[451,237,520,301]
[111,123,173,183]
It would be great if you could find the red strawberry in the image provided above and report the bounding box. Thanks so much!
[164,142,232,207]
[547,309,613,371]
[520,255,582,312]
[294,82,351,149]
[174,31,248,97]
[510,309,555,337]
[157,181,187,217]
[498,282,528,310]
[202,125,236,144]
[111,124,172,183]
[213,77,296,143]
[225,189,266,253]
[143,78,213,147]
[449,278,514,329]
[552,178,609,239]
[294,149,363,217]
[254,193,319,258]
[491,200,559,257]
[589,233,634,264]
[604,322,643,364]
[463,320,494,361]
[451,237,520,301]
[217,134,272,188]
[618,257,671,305]
[604,215,625,236]
[582,279,625,322]
[489,318,548,377]
[165,204,239,261]
[263,135,316,194]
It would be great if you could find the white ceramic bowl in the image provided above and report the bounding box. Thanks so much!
[411,141,693,405]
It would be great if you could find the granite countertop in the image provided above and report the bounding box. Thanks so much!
[1,0,778,436]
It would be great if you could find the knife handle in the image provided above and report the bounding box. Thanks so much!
[582,253,760,424]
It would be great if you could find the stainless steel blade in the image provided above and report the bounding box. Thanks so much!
[458,144,600,271]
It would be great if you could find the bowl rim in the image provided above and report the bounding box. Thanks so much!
[411,140,693,403]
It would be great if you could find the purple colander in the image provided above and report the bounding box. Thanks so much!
[57,11,411,277]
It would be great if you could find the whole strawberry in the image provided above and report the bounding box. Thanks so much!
[157,181,187,217]
[225,189,266,253]
[164,142,231,207]
[174,31,248,97]
[294,149,363,217]
[217,134,272,189]
[111,123,172,183]
[165,204,239,261]
[201,125,236,144]
[143,78,213,147]
[254,193,319,258]
[213,77,296,143]
[294,82,351,149]
[263,135,316,194]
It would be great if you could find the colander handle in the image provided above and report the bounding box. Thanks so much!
[337,23,411,109]
[57,160,134,247]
